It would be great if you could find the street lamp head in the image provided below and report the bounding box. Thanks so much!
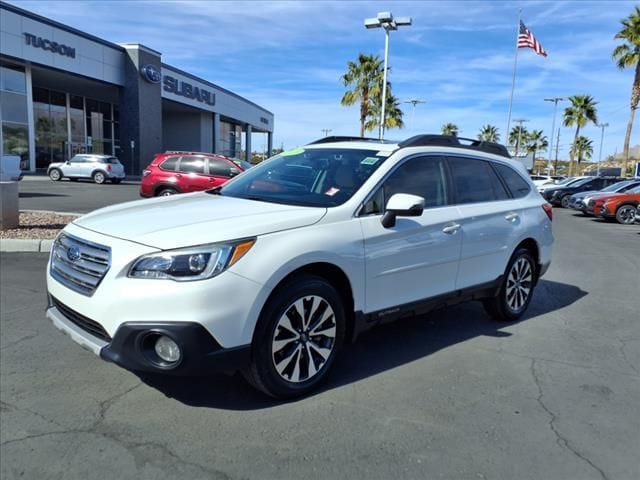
[395,16,412,26]
[544,97,565,102]
[364,17,381,29]
[377,11,393,23]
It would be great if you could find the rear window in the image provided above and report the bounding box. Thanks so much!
[159,156,179,171]
[100,157,120,164]
[494,163,531,198]
[179,156,206,174]
[448,156,510,204]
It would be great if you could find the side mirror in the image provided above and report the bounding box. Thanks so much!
[381,193,425,228]
[229,167,240,177]
[65,160,71,165]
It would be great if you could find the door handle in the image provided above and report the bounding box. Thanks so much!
[505,212,519,222]
[442,223,461,234]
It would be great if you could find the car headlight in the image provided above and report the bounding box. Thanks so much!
[128,239,255,281]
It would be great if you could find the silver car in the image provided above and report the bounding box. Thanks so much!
[47,154,126,184]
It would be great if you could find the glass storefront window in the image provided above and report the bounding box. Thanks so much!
[2,122,28,157]
[0,66,26,94]
[1,65,29,167]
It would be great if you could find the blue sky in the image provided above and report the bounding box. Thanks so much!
[11,0,638,159]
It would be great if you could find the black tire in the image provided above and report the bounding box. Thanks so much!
[243,274,345,399]
[48,168,62,181]
[483,248,537,322]
[615,204,637,225]
[560,195,571,208]
[92,171,106,184]
[157,187,178,197]
[111,178,122,184]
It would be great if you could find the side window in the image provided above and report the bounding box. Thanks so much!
[178,156,206,174]
[69,156,85,164]
[160,156,179,171]
[208,158,233,177]
[494,163,531,198]
[448,156,509,204]
[362,156,448,215]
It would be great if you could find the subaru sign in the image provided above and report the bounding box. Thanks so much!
[141,64,161,84]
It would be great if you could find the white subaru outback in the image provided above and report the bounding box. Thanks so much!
[46,135,553,398]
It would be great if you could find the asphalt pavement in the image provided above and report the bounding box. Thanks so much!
[18,175,143,213]
[1,209,639,480]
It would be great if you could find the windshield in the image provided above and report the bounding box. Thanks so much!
[216,147,389,207]
[570,177,593,187]
[628,186,640,193]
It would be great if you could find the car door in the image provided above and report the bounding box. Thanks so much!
[448,156,526,290]
[207,158,238,188]
[176,155,208,192]
[63,156,84,177]
[360,155,463,313]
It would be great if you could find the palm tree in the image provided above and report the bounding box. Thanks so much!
[441,123,459,136]
[526,130,548,163]
[563,94,598,176]
[478,125,500,142]
[340,54,384,137]
[571,136,594,174]
[364,92,405,133]
[613,6,640,177]
[509,126,528,157]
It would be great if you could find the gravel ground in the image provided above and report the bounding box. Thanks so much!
[0,211,78,239]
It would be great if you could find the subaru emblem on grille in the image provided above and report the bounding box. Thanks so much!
[67,246,81,262]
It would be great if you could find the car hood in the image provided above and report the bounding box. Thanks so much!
[73,193,327,249]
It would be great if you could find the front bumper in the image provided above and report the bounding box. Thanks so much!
[46,299,251,375]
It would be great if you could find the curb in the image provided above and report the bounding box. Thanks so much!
[1,209,80,253]
[1,238,54,253]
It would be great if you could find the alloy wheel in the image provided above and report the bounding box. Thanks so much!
[271,295,336,383]
[505,257,533,312]
[616,205,636,224]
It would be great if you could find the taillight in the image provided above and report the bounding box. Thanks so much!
[107,164,112,171]
[142,169,151,177]
[542,203,553,221]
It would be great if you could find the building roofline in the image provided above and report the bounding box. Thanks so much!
[0,0,126,52]
[162,63,274,117]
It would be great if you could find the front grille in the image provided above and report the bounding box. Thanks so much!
[50,233,111,296]
[51,296,112,342]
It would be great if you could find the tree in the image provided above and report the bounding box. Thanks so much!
[571,136,594,174]
[613,6,640,177]
[478,125,500,142]
[364,91,405,132]
[509,126,529,156]
[526,130,548,163]
[340,54,384,137]
[441,123,459,136]
[563,94,598,176]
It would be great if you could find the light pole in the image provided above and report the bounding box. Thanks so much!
[321,128,332,137]
[365,11,412,140]
[544,97,564,174]
[513,118,529,158]
[597,122,609,176]
[403,98,426,132]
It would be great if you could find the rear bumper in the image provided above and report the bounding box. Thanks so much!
[46,301,251,375]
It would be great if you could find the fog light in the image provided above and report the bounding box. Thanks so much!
[154,335,181,363]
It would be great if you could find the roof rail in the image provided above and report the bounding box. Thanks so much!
[308,136,390,145]
[398,134,511,158]
[164,150,228,157]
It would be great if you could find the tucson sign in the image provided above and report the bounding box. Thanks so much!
[23,33,76,58]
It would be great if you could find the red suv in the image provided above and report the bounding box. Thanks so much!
[140,151,249,197]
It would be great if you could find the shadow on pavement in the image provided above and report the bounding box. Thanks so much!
[137,279,587,410]
[19,192,68,198]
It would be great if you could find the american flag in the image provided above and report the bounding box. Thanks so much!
[518,20,547,57]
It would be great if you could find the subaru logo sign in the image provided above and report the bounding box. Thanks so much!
[141,64,161,84]
[67,246,81,262]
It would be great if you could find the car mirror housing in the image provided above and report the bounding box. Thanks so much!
[381,193,425,228]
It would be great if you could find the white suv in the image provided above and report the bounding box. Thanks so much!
[47,154,126,184]
[46,135,553,398]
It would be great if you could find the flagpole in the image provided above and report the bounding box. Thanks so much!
[506,9,522,146]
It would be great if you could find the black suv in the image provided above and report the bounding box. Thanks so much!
[544,177,623,207]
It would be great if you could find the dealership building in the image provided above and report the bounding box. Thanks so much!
[0,1,274,175]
